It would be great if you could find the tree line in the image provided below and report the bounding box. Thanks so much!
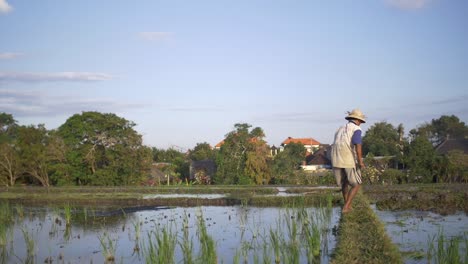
[0,111,466,187]
[362,115,467,183]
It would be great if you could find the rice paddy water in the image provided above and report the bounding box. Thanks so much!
[0,200,340,263]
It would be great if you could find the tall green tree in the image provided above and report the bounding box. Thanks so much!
[271,142,306,183]
[405,135,437,182]
[214,123,270,184]
[0,113,21,186]
[58,112,151,185]
[410,115,467,145]
[188,142,214,161]
[362,122,402,157]
[244,128,270,185]
[15,125,64,187]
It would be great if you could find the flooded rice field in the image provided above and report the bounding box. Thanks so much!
[0,203,340,264]
[373,205,468,263]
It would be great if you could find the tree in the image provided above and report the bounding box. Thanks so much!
[0,143,22,186]
[411,115,467,146]
[58,112,151,185]
[271,142,306,183]
[363,122,402,157]
[405,135,437,183]
[16,125,57,187]
[244,127,270,185]
[214,123,270,184]
[0,113,21,186]
[152,147,189,181]
[188,142,214,161]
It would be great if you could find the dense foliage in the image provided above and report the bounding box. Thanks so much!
[363,116,467,184]
[0,111,466,186]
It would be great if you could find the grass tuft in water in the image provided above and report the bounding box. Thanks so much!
[98,232,117,263]
[179,211,194,264]
[427,229,467,264]
[21,228,35,263]
[63,203,72,226]
[144,227,177,264]
[196,209,217,264]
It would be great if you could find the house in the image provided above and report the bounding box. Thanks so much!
[302,144,332,171]
[270,145,279,157]
[190,160,216,184]
[214,140,224,150]
[146,162,172,186]
[435,137,468,155]
[280,137,321,154]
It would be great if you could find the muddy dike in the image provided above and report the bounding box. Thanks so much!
[0,186,341,208]
[363,183,468,215]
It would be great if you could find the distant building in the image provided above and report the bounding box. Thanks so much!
[280,137,321,154]
[190,160,216,184]
[435,137,468,155]
[302,144,332,171]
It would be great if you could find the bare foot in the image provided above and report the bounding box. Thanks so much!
[342,207,352,213]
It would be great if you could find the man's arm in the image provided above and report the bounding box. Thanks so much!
[355,143,365,169]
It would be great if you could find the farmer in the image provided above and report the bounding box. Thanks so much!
[331,109,366,213]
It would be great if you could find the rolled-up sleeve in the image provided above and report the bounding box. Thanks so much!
[351,130,362,145]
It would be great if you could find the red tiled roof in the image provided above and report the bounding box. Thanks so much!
[215,140,225,148]
[281,137,321,146]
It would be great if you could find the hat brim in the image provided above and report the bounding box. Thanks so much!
[345,116,366,123]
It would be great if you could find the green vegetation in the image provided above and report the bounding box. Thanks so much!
[331,192,402,264]
[427,230,467,264]
[98,232,117,263]
[144,228,177,264]
[21,228,36,263]
[363,115,467,184]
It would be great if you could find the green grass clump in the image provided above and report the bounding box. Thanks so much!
[427,230,467,264]
[331,192,402,264]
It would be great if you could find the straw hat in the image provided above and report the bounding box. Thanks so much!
[345,109,366,123]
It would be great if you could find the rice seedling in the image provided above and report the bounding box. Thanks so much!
[0,222,8,247]
[63,203,72,226]
[14,204,24,219]
[144,228,177,264]
[283,211,300,264]
[21,228,35,263]
[427,230,467,264]
[0,202,12,224]
[98,232,117,263]
[179,211,194,264]
[269,227,281,264]
[304,217,321,263]
[196,209,217,264]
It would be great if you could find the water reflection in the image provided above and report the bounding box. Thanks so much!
[373,205,468,264]
[3,205,341,263]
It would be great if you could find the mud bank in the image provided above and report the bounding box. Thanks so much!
[363,184,468,215]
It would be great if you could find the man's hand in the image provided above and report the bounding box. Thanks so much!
[358,161,366,169]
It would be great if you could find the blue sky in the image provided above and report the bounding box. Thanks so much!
[1,0,467,150]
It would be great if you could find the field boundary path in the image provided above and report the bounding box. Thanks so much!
[331,191,403,264]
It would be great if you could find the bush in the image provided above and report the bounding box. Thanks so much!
[380,169,405,184]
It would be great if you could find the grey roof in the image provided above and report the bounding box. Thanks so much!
[435,137,468,155]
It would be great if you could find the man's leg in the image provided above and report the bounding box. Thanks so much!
[341,176,349,204]
[342,168,362,213]
[333,168,348,205]
[342,184,360,213]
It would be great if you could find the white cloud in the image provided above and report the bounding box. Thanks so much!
[0,52,23,59]
[0,0,13,14]
[0,72,113,82]
[139,31,174,41]
[0,89,147,117]
[385,0,430,10]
